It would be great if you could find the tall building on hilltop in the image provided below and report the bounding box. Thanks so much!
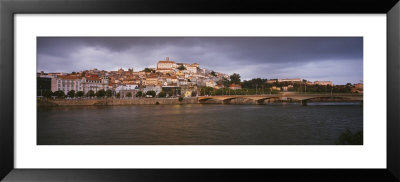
[157,57,177,70]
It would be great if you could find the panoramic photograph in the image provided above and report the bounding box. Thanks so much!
[37,37,363,145]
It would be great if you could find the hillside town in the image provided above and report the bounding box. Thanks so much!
[37,57,363,99]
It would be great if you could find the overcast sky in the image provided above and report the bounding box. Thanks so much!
[37,37,363,85]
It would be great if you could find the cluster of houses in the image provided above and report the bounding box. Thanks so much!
[38,57,231,98]
[38,57,362,98]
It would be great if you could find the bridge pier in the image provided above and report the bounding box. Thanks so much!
[256,100,265,105]
[301,100,308,106]
[223,99,231,104]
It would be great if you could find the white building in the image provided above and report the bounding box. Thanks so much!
[81,76,109,94]
[278,78,302,82]
[186,66,198,73]
[51,75,83,94]
[314,81,333,86]
[142,85,162,95]
[115,84,139,93]
[156,57,177,70]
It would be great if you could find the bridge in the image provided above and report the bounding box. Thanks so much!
[197,93,363,105]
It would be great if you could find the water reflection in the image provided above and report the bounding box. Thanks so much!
[37,103,363,145]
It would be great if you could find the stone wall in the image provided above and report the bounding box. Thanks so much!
[37,98,198,106]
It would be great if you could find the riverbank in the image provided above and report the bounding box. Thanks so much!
[37,98,198,106]
[37,97,361,107]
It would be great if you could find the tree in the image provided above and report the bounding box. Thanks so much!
[106,89,112,97]
[86,90,95,97]
[217,77,231,87]
[126,92,132,98]
[242,78,266,89]
[116,93,120,98]
[136,91,143,97]
[200,87,214,96]
[177,65,186,70]
[230,73,241,84]
[335,129,363,145]
[143,68,152,72]
[42,90,53,98]
[76,91,84,97]
[67,90,76,98]
[53,91,65,98]
[146,90,156,98]
[158,91,166,98]
[96,89,106,98]
[210,71,217,76]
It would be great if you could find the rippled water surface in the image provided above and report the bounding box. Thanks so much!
[37,103,363,145]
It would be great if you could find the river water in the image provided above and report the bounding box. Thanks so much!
[37,103,363,145]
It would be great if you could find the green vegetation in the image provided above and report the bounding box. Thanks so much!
[96,89,106,98]
[199,86,280,96]
[136,91,143,97]
[143,68,153,73]
[126,92,132,97]
[242,78,267,89]
[178,97,183,102]
[335,129,363,145]
[76,91,84,97]
[211,73,355,94]
[86,90,95,97]
[177,65,186,70]
[229,73,241,84]
[210,71,217,76]
[106,89,112,97]
[146,90,156,98]
[158,91,166,98]
[42,90,53,98]
[53,91,65,98]
[67,90,76,98]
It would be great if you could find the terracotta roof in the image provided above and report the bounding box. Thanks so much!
[58,75,82,80]
[86,74,98,78]
[86,77,101,81]
[229,84,242,87]
[158,61,176,63]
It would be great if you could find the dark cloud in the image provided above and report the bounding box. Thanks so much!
[37,37,363,84]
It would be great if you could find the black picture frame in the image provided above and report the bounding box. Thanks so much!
[1,0,399,181]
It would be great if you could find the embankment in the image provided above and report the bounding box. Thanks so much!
[37,98,198,106]
[37,96,360,107]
